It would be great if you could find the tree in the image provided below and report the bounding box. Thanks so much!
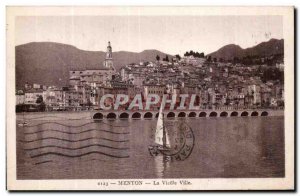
[207,56,212,62]
[233,56,240,64]
[38,102,46,112]
[156,55,160,61]
[36,95,43,104]
[165,55,169,62]
[261,67,284,83]
[184,50,205,58]
[36,96,46,112]
[175,54,181,60]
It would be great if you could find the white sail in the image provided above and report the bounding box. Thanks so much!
[154,106,164,146]
[154,105,171,148]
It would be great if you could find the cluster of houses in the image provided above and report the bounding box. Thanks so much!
[120,60,284,109]
[15,42,285,112]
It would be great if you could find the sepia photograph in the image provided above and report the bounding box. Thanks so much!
[6,6,294,190]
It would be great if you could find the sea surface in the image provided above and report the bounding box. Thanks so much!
[16,115,284,179]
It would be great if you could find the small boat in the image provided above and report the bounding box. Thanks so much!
[18,122,28,127]
[148,105,171,156]
[18,112,28,127]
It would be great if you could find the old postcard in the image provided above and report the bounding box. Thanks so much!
[6,6,294,190]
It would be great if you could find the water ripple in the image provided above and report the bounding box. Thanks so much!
[22,115,90,121]
[34,160,53,165]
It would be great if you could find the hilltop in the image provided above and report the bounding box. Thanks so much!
[15,42,173,88]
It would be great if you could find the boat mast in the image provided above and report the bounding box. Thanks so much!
[162,113,167,148]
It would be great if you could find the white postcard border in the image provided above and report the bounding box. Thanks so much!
[6,6,294,190]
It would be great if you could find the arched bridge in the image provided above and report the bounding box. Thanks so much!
[91,109,283,120]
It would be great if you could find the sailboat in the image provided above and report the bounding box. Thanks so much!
[148,105,171,156]
[18,112,28,127]
[18,121,28,127]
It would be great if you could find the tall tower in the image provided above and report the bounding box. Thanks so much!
[103,41,114,70]
[106,41,112,59]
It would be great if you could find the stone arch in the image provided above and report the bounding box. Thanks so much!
[209,112,217,117]
[251,111,259,116]
[144,112,153,119]
[199,112,207,117]
[220,111,228,117]
[230,111,238,116]
[188,112,197,117]
[241,111,249,116]
[107,113,116,119]
[119,112,129,119]
[178,112,186,118]
[93,113,103,120]
[167,112,175,118]
[261,111,269,116]
[132,112,141,119]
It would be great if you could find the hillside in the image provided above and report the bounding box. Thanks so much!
[208,38,284,60]
[15,42,172,89]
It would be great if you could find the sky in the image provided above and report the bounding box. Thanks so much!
[15,15,283,55]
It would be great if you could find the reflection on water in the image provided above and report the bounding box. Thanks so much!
[154,155,171,178]
[17,116,284,179]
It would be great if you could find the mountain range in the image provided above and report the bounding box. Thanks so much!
[15,42,172,89]
[207,38,283,60]
[15,38,283,89]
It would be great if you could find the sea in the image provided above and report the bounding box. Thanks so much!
[16,114,284,179]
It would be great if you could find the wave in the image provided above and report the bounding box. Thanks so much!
[30,151,130,159]
[83,158,105,162]
[24,144,129,151]
[20,137,129,143]
[34,160,53,165]
[22,115,66,120]
[101,121,129,127]
[24,129,129,135]
[22,115,90,121]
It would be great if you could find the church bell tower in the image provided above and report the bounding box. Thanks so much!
[106,41,112,59]
[103,41,114,70]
